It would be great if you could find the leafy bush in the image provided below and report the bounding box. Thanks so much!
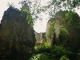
[59,55,69,60]
[51,46,72,57]
[59,28,69,45]
[48,25,55,38]
[44,42,51,48]
[34,42,51,53]
[65,11,80,29]
[29,53,49,60]
[34,43,73,60]
[59,28,68,36]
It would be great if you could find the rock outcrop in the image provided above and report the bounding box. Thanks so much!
[46,11,80,51]
[0,7,36,60]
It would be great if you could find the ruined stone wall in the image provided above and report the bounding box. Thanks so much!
[46,11,80,50]
[0,7,36,60]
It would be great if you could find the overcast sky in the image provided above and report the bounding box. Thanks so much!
[0,0,80,33]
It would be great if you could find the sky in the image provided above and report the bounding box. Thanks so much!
[0,0,80,33]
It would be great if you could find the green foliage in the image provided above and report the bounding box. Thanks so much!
[65,11,75,22]
[59,55,69,60]
[52,0,80,9]
[32,44,74,60]
[59,28,68,36]
[51,46,72,56]
[65,11,80,29]
[34,45,72,60]
[35,42,51,53]
[19,1,33,27]
[44,42,51,48]
[26,13,33,27]
[21,3,30,14]
[48,25,55,38]
[29,53,49,60]
[49,0,80,17]
[20,10,33,27]
[59,28,69,45]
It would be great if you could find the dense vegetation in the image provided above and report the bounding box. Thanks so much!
[31,11,80,60]
[29,42,80,60]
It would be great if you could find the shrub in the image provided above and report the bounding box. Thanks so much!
[34,42,51,53]
[59,55,69,60]
[59,28,69,46]
[59,28,68,36]
[48,25,55,39]
[51,46,72,57]
[29,53,49,60]
[44,42,51,49]
[65,11,80,29]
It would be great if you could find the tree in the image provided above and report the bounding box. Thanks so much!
[18,0,80,25]
[19,0,39,19]
[65,11,80,29]
[51,0,80,11]
[19,0,33,27]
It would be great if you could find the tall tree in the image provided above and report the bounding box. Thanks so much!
[19,0,49,21]
[19,0,34,27]
[48,0,80,16]
[19,0,80,21]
